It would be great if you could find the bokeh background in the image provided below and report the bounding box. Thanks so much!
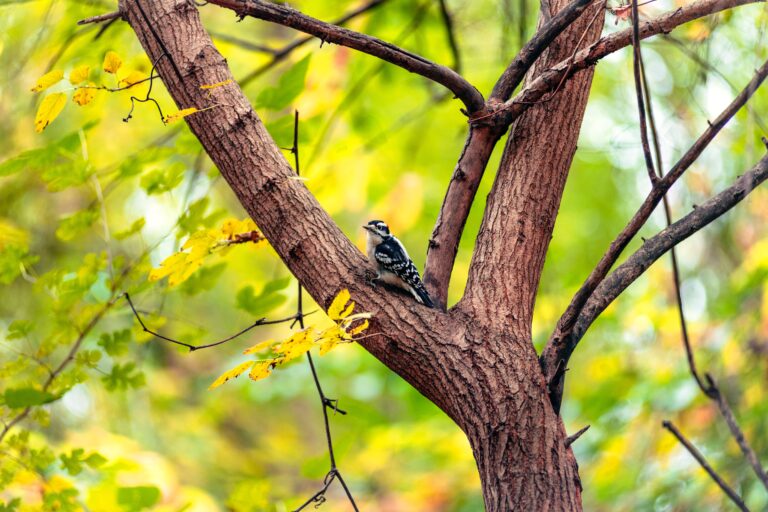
[1,0,767,510]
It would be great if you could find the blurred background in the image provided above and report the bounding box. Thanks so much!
[0,0,767,510]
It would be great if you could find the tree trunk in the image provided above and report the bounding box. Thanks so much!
[120,0,591,509]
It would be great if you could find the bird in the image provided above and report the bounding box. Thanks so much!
[363,220,434,308]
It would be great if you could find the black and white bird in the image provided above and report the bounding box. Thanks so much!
[363,220,434,308]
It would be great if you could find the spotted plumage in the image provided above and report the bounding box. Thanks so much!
[363,220,434,308]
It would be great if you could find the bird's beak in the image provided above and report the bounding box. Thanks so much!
[362,225,373,232]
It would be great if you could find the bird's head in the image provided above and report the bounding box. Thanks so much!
[363,220,391,242]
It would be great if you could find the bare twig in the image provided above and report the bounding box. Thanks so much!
[239,0,388,87]
[124,292,315,351]
[490,0,597,102]
[437,0,462,73]
[564,425,590,448]
[542,58,768,408]
[290,111,358,512]
[77,11,122,26]
[206,0,484,112]
[630,0,658,184]
[661,420,749,511]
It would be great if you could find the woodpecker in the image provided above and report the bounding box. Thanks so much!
[363,220,434,308]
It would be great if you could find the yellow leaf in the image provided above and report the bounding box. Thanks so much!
[249,360,276,381]
[73,85,96,106]
[318,326,346,355]
[103,51,122,74]
[273,329,314,361]
[348,319,369,336]
[69,65,90,85]
[200,79,233,90]
[31,69,64,93]
[343,312,372,322]
[209,360,255,389]
[339,301,355,319]
[164,107,199,124]
[34,93,67,133]
[243,339,275,355]
[220,218,243,237]
[328,289,351,320]
[118,70,146,87]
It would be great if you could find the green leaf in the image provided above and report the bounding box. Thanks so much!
[97,329,131,357]
[56,209,99,241]
[0,498,21,512]
[60,448,85,475]
[117,486,161,510]
[235,277,291,316]
[114,218,146,240]
[256,55,311,111]
[179,262,227,296]
[177,197,225,239]
[3,388,60,408]
[102,363,145,391]
[0,246,36,285]
[140,163,185,195]
[84,452,107,468]
[7,320,34,340]
[41,163,92,192]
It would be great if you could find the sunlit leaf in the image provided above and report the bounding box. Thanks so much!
[118,70,146,87]
[243,339,275,355]
[209,361,255,389]
[102,51,122,74]
[31,69,63,93]
[3,388,60,408]
[34,93,67,133]
[69,65,90,85]
[164,107,199,124]
[328,289,351,320]
[72,85,96,106]
[248,360,275,381]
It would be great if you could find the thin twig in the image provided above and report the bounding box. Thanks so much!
[77,11,122,26]
[564,425,590,448]
[290,111,358,511]
[630,0,658,184]
[662,420,749,511]
[437,0,462,73]
[124,292,315,351]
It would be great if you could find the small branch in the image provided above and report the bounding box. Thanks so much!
[77,11,122,25]
[124,292,314,351]
[630,0,658,184]
[206,0,484,112]
[661,420,749,512]
[490,0,597,102]
[564,425,590,448]
[707,375,768,490]
[541,57,768,409]
[437,0,462,73]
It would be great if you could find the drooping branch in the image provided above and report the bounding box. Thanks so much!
[661,421,749,511]
[502,0,764,121]
[541,58,768,405]
[546,152,768,393]
[490,0,598,102]
[205,0,485,113]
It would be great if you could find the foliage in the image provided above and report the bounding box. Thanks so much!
[0,0,766,511]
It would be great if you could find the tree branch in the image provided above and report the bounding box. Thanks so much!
[502,0,764,122]
[238,0,389,87]
[490,0,598,102]
[205,0,485,113]
[545,152,768,404]
[661,420,749,512]
[541,58,768,411]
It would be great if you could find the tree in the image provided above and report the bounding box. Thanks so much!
[1,0,767,510]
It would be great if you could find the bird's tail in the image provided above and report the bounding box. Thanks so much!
[412,283,435,308]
